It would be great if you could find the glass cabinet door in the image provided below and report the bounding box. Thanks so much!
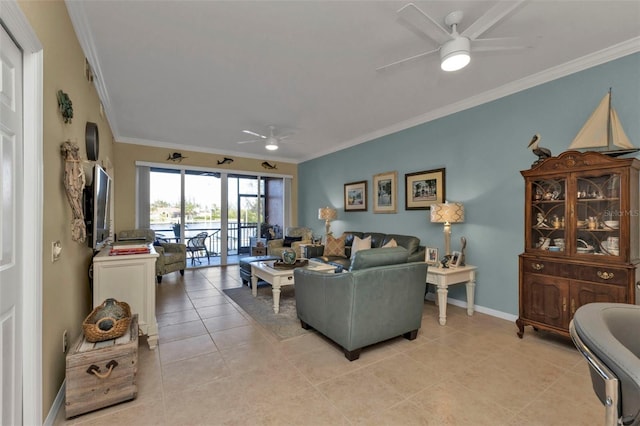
[575,172,621,257]
[529,178,567,252]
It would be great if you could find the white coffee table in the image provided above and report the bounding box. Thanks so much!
[251,260,334,313]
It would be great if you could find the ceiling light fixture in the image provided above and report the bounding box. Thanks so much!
[265,137,279,151]
[440,37,470,72]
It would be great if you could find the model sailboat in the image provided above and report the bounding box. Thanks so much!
[568,89,639,157]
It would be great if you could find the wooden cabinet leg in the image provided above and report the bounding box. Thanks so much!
[516,318,525,338]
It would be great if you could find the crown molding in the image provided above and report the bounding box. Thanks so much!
[117,136,301,164]
[300,37,640,163]
[65,1,119,137]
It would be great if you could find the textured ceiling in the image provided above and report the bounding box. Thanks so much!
[66,1,640,163]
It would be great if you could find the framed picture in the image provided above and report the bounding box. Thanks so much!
[405,168,446,210]
[449,250,462,268]
[425,247,439,266]
[373,171,397,213]
[344,180,367,211]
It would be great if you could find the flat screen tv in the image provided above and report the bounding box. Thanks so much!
[84,164,112,251]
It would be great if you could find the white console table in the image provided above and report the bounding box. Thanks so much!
[92,245,159,349]
[426,265,477,325]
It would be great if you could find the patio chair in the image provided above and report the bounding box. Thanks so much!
[187,232,210,265]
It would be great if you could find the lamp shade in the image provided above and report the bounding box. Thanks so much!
[318,207,337,221]
[430,202,464,224]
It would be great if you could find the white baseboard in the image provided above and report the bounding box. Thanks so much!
[424,293,517,322]
[44,379,65,426]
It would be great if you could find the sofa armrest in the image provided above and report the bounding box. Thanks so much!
[304,244,324,259]
[294,270,355,347]
[408,246,426,263]
[291,240,311,258]
[161,242,187,255]
[267,239,284,249]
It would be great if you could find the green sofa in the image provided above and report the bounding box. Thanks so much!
[308,231,426,270]
[294,247,427,360]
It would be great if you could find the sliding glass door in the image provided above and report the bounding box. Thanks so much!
[228,175,265,254]
[141,165,289,266]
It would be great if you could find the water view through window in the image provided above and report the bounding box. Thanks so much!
[148,167,281,265]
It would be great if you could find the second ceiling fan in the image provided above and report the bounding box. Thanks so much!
[237,126,295,151]
[378,1,528,72]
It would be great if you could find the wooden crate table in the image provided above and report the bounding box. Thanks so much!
[65,315,139,418]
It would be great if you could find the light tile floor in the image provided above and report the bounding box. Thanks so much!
[56,266,603,425]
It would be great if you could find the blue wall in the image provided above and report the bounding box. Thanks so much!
[298,53,640,316]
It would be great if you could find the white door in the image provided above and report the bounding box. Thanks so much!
[0,23,24,426]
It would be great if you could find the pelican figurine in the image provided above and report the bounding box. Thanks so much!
[527,134,551,166]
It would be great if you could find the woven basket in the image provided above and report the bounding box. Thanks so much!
[82,300,132,343]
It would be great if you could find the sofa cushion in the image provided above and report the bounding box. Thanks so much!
[349,247,408,271]
[324,234,346,257]
[283,236,302,247]
[342,232,364,248]
[382,238,397,248]
[363,232,387,248]
[350,236,371,260]
[385,234,420,254]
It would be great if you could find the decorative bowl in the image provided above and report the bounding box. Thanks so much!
[281,249,296,265]
[603,220,619,229]
[576,220,587,228]
[548,246,562,252]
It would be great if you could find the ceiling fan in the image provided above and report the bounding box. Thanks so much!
[377,1,527,72]
[237,126,294,151]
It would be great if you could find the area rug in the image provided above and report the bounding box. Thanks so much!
[223,285,311,340]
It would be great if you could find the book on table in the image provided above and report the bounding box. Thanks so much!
[109,243,150,255]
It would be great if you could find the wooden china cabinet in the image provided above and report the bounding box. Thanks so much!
[517,151,640,338]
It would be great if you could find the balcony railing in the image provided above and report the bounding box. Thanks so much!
[151,222,261,256]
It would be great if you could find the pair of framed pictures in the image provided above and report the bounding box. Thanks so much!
[425,247,462,267]
[344,171,397,213]
[344,168,445,213]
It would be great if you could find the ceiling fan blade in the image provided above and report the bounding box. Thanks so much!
[472,37,528,52]
[376,47,439,72]
[276,131,295,141]
[237,139,259,144]
[461,0,527,41]
[397,3,451,46]
[242,130,266,139]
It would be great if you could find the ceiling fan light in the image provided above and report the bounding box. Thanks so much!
[265,138,278,150]
[440,37,471,72]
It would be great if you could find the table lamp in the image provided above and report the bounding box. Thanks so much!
[430,202,464,256]
[318,207,337,236]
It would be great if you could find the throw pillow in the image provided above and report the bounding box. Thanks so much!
[382,238,397,248]
[283,236,302,247]
[350,235,371,260]
[323,234,346,257]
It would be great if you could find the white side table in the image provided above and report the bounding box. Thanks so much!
[426,264,477,325]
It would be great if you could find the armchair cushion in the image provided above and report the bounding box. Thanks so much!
[267,226,312,258]
[117,229,155,243]
[283,236,302,247]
